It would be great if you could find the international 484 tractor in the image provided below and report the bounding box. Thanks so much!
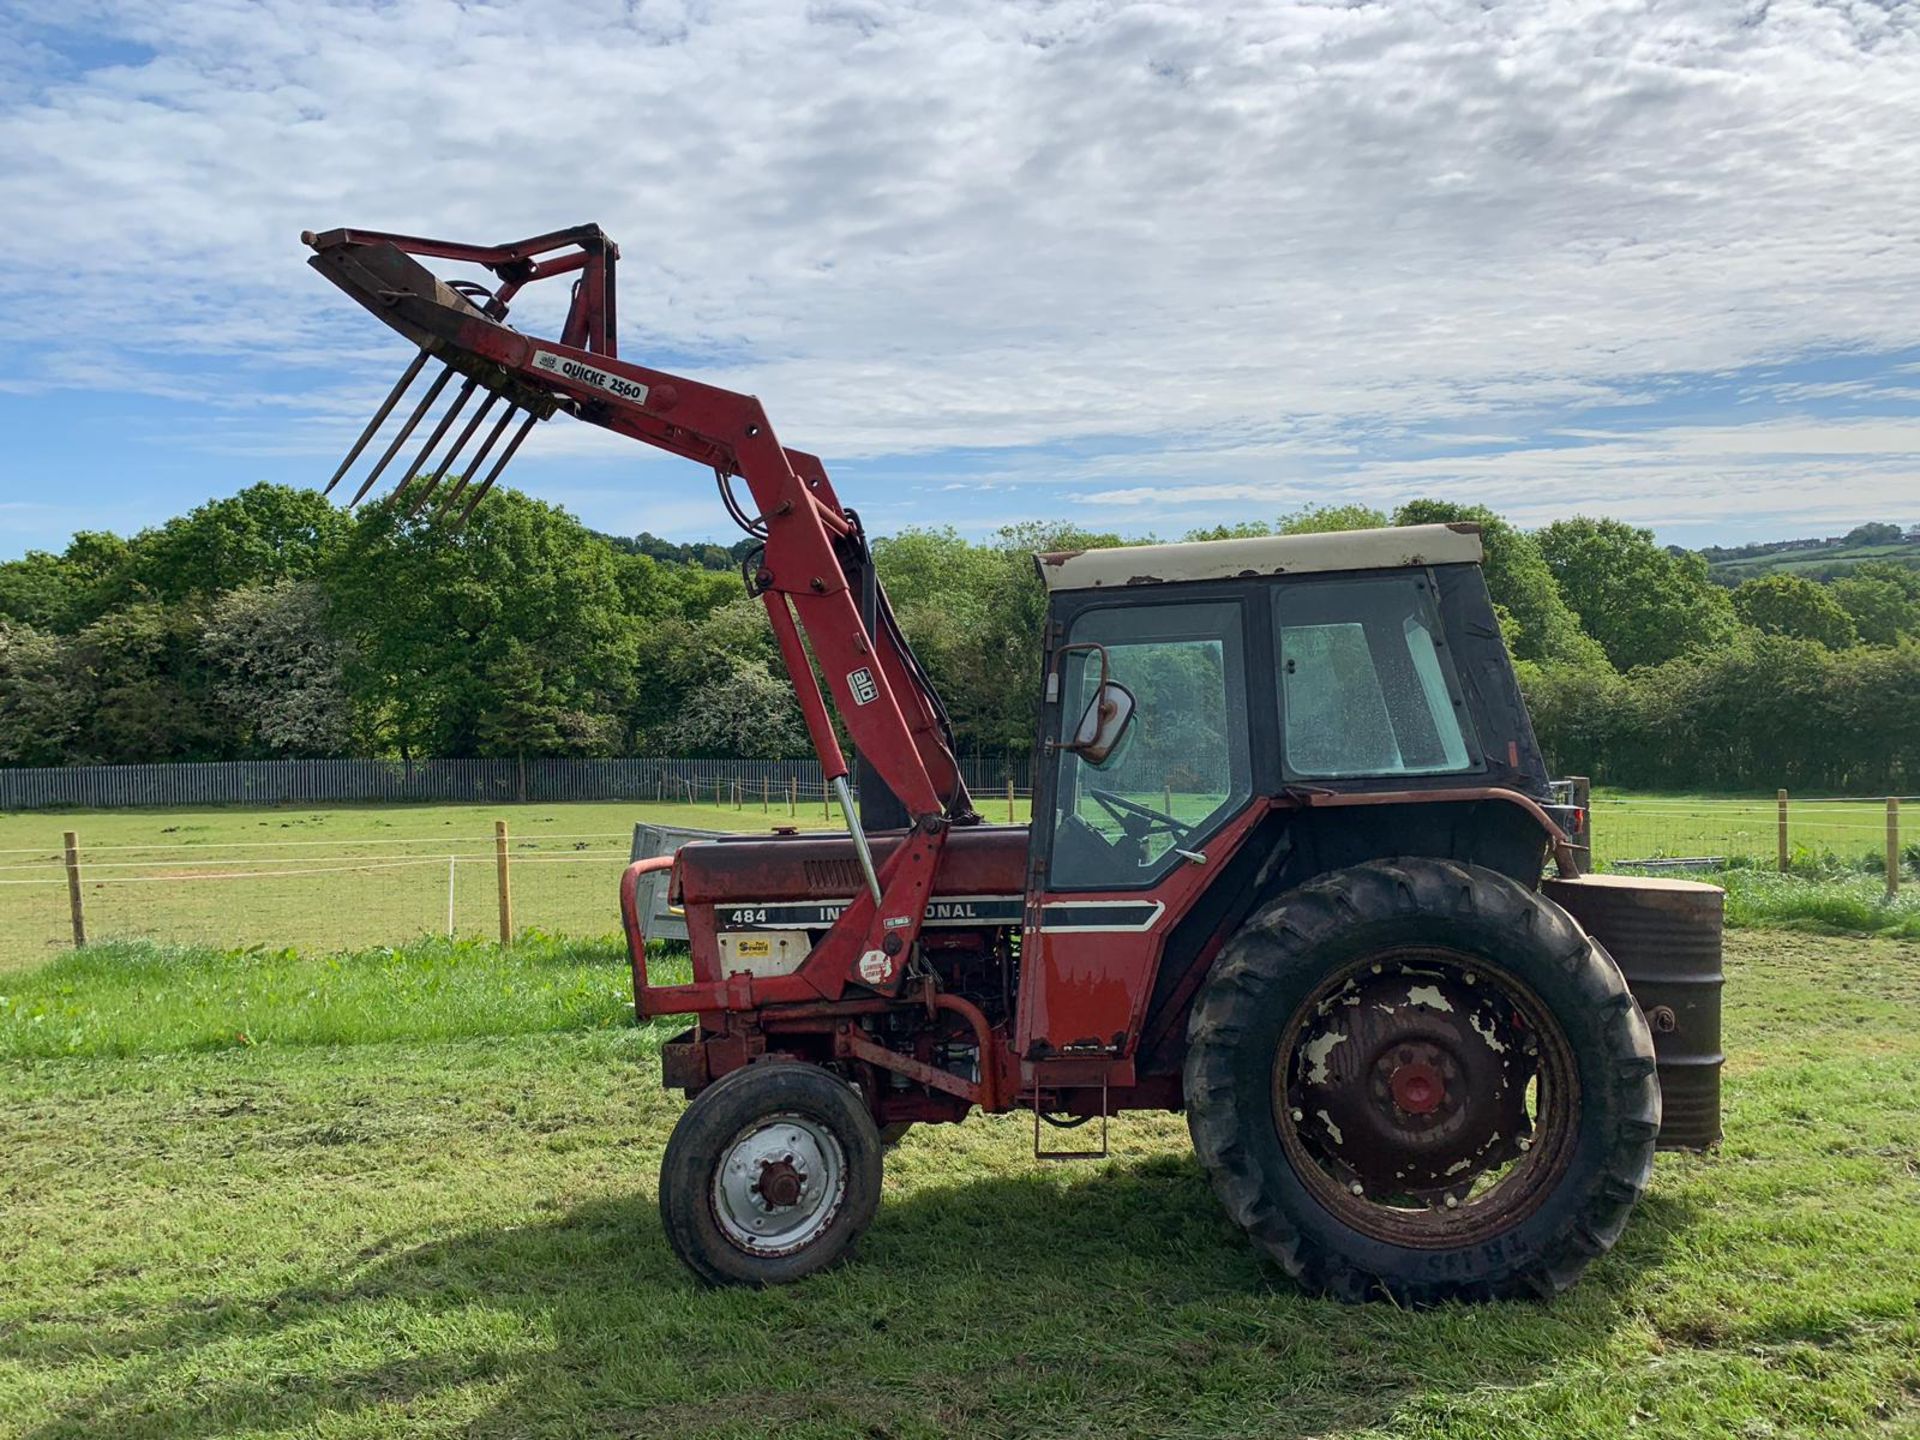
[307,223,1717,1303]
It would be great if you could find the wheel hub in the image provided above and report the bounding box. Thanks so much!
[753,1156,807,1209]
[1387,1055,1446,1116]
[1283,958,1538,1205]
[711,1113,846,1256]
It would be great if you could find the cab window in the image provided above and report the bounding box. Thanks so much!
[1274,575,1480,779]
[1048,601,1251,890]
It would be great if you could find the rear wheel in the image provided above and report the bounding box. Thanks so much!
[660,1061,884,1287]
[1184,858,1658,1303]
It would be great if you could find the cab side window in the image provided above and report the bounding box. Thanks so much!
[1275,575,1480,779]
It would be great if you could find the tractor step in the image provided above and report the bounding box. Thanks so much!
[1031,1074,1109,1161]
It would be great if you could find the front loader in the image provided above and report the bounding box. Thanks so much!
[306,223,1693,1303]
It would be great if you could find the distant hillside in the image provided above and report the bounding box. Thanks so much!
[1696,522,1920,585]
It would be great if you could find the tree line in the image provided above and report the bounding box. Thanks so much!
[1,484,1917,791]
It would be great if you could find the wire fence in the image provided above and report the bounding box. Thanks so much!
[0,789,1908,970]
[1592,792,1914,878]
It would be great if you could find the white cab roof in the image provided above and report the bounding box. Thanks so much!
[1034,523,1483,592]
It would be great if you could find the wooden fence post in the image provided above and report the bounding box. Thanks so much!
[495,820,513,946]
[1007,776,1016,824]
[1777,789,1790,873]
[1888,798,1901,900]
[62,830,86,948]
[789,776,797,816]
[763,776,770,812]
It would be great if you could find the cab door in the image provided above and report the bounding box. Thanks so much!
[1017,595,1262,1071]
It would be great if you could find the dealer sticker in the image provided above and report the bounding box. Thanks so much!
[531,350,650,406]
[858,950,894,985]
[847,667,879,706]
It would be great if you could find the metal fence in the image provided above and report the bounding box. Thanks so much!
[0,755,1036,812]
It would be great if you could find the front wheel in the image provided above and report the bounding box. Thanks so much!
[660,1061,884,1287]
[1184,858,1659,1303]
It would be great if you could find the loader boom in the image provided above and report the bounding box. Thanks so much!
[305,224,978,999]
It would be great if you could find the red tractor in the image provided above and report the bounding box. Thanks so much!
[308,224,1672,1303]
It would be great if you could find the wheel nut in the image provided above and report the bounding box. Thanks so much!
[1290,1108,1304,1122]
[1516,1136,1531,1152]
[1444,1194,1459,1210]
[1349,1181,1364,1196]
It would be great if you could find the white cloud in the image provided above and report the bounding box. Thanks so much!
[0,0,1917,532]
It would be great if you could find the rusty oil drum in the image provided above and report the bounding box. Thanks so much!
[1541,874,1724,1150]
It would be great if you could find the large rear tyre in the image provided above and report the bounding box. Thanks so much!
[1184,858,1659,1303]
[660,1061,884,1287]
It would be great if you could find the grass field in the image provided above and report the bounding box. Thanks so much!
[2,927,1917,1438]
[1588,789,1913,870]
[3,788,1915,970]
[0,797,1034,973]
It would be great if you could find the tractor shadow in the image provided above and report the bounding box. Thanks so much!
[14,1156,1699,1439]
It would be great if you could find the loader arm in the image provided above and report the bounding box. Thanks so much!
[304,224,977,1001]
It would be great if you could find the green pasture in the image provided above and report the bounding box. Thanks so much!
[0,797,1037,973]
[4,788,1917,971]
[1,927,1916,1438]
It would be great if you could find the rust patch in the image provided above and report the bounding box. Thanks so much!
[1037,549,1084,566]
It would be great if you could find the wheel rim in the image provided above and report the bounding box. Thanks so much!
[710,1111,848,1257]
[1272,945,1579,1248]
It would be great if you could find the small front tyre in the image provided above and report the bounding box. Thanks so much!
[660,1061,884,1287]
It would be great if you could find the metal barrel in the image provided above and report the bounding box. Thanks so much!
[1541,874,1724,1150]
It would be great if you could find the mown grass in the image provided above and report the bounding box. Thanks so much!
[2,929,1918,1438]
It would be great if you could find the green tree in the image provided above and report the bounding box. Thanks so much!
[1393,501,1608,668]
[0,531,135,633]
[657,655,809,758]
[199,580,353,757]
[1842,522,1904,547]
[66,603,232,762]
[1831,564,1920,647]
[1277,503,1389,535]
[131,483,348,603]
[321,489,633,758]
[1732,574,1859,650]
[1536,516,1736,670]
[0,622,80,764]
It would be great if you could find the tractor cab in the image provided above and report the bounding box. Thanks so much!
[1018,523,1562,1075]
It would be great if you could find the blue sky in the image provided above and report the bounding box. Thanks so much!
[3,1,1918,559]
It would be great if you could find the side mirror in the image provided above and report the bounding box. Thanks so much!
[1066,679,1136,768]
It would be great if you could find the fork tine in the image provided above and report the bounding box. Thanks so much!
[325,347,429,495]
[347,366,454,505]
[438,404,518,511]
[393,376,478,505]
[453,413,539,526]
[407,390,501,516]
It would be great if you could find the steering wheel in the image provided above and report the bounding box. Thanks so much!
[1087,787,1185,839]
